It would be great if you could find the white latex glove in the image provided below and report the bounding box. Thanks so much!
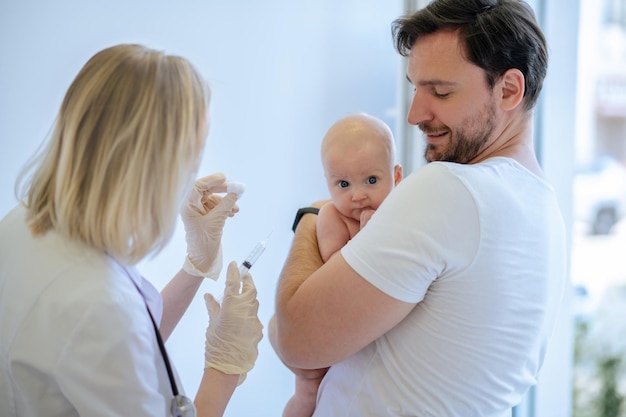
[181,174,242,280]
[204,261,264,385]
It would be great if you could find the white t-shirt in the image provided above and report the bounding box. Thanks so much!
[314,158,567,417]
[0,205,181,417]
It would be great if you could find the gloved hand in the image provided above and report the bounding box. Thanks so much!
[204,261,264,385]
[181,173,239,280]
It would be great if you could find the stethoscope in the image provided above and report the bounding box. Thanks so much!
[144,305,196,417]
[121,262,197,417]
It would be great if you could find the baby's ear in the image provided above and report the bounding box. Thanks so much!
[394,164,403,185]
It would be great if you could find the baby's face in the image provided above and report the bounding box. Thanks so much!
[323,145,398,222]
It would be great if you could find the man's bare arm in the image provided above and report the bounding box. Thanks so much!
[273,209,414,369]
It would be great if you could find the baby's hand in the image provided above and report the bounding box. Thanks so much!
[360,209,376,229]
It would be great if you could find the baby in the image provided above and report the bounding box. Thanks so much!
[283,112,402,417]
[318,112,403,261]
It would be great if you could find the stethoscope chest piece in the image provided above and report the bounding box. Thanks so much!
[171,394,196,417]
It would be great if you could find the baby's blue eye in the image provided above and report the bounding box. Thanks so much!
[339,180,349,188]
[367,177,377,185]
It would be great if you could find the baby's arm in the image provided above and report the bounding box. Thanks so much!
[316,203,353,263]
[282,372,327,417]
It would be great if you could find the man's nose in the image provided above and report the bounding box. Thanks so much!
[407,91,433,126]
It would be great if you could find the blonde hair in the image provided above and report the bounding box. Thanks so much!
[16,44,211,265]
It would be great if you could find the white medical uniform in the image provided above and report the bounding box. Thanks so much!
[0,205,181,417]
[314,158,567,417]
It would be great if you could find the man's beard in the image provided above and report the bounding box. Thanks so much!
[421,99,497,164]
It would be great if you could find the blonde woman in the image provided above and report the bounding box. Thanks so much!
[0,44,263,417]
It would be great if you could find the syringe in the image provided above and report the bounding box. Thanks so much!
[238,235,269,277]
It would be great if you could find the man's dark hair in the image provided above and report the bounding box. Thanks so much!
[391,0,548,111]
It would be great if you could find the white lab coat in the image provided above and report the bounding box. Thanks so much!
[0,205,182,417]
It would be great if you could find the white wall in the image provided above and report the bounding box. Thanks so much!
[0,1,401,416]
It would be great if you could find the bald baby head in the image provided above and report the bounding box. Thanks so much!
[321,113,397,171]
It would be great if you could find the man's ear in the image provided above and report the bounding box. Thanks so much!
[499,68,525,111]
